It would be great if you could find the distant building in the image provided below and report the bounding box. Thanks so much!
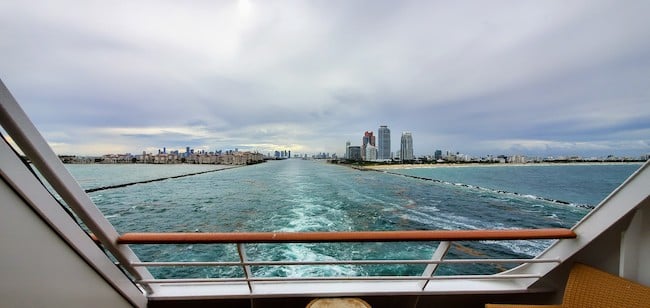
[361,131,375,160]
[400,132,414,161]
[378,125,391,160]
[509,155,527,164]
[345,141,351,159]
[434,150,442,160]
[348,146,362,161]
[365,145,377,161]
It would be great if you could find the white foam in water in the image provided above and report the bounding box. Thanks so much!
[480,239,550,257]
[437,212,487,230]
[278,191,351,232]
[401,211,439,227]
[254,244,358,278]
[423,205,439,213]
[400,207,483,231]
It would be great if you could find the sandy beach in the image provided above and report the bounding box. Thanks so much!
[364,161,643,170]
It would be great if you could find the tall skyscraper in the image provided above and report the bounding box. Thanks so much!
[361,131,375,160]
[345,141,351,159]
[400,132,414,161]
[378,125,391,160]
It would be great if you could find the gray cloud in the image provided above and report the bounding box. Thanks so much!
[1,0,649,157]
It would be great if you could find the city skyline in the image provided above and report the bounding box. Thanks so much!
[1,1,649,157]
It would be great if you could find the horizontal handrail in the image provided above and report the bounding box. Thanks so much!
[116,228,576,244]
[130,258,561,267]
[99,228,575,290]
[138,273,544,284]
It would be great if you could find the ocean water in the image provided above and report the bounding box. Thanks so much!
[65,161,642,279]
[390,164,639,207]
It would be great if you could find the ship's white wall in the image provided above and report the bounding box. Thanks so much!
[636,207,650,285]
[560,198,650,287]
[620,202,650,285]
[0,179,133,308]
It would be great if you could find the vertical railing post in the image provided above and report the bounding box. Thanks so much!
[419,241,451,290]
[236,243,254,293]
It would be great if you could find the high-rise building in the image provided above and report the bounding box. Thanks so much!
[361,131,375,160]
[378,125,391,160]
[400,132,414,161]
[345,141,351,159]
[365,145,377,161]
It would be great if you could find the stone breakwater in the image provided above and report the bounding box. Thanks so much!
[85,166,240,193]
[362,167,595,210]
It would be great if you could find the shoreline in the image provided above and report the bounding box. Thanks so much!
[363,161,645,170]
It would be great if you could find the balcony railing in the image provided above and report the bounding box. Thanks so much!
[107,228,576,293]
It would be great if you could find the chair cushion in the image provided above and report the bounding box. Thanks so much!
[562,263,650,307]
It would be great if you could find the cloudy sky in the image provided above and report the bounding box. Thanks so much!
[1,0,649,157]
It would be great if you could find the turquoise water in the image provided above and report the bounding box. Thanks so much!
[65,161,642,278]
[390,164,639,206]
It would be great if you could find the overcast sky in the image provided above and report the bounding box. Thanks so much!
[1,0,649,157]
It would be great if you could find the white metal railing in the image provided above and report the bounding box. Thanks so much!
[112,229,574,292]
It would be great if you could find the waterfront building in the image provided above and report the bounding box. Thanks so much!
[378,125,391,160]
[434,150,442,160]
[272,150,292,159]
[365,144,377,161]
[348,146,362,161]
[509,155,528,164]
[361,131,375,160]
[400,132,414,161]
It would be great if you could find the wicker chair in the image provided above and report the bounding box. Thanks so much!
[486,263,650,308]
